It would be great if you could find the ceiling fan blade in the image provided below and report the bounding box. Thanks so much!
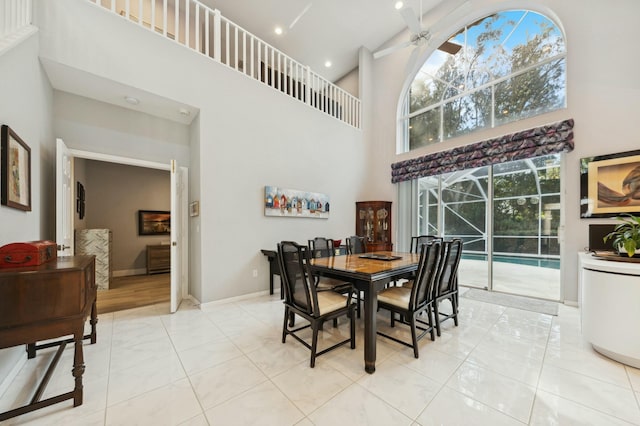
[373,40,413,59]
[288,2,312,30]
[398,6,422,35]
[437,40,462,55]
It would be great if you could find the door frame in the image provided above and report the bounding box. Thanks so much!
[64,148,189,304]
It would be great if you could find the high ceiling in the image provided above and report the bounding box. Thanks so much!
[198,0,452,82]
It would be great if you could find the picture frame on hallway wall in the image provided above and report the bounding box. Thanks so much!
[138,210,171,235]
[264,185,330,218]
[581,149,640,218]
[1,125,31,211]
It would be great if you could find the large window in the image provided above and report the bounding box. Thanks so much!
[400,10,566,153]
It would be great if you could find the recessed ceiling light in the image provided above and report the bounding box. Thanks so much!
[274,26,283,35]
[324,61,332,68]
[124,96,139,105]
[394,1,404,10]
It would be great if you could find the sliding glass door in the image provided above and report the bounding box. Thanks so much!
[415,154,561,300]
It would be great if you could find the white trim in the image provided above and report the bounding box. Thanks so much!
[112,268,147,277]
[563,300,578,307]
[0,25,37,57]
[198,290,272,310]
[69,149,170,171]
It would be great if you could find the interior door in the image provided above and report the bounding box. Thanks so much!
[56,138,73,256]
[170,160,187,312]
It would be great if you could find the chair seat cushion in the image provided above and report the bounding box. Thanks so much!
[378,286,411,309]
[316,291,349,315]
[316,277,350,290]
[402,280,414,289]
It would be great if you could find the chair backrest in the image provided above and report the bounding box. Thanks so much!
[308,237,334,258]
[410,235,441,254]
[410,240,442,310]
[435,239,463,296]
[278,241,318,315]
[346,235,366,254]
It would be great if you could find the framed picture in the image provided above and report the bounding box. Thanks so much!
[264,185,330,219]
[1,125,31,211]
[138,210,171,235]
[580,149,640,218]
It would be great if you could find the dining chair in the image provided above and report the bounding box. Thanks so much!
[403,235,443,289]
[277,241,356,367]
[376,240,442,358]
[410,235,442,253]
[307,237,359,317]
[308,237,335,258]
[433,239,463,336]
[346,235,366,254]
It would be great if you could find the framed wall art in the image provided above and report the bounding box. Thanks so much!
[138,210,171,235]
[264,185,330,218]
[1,125,31,211]
[580,149,640,218]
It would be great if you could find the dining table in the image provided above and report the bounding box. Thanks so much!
[310,251,421,374]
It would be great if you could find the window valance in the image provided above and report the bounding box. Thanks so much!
[391,119,574,183]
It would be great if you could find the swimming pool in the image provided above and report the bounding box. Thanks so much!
[461,253,560,269]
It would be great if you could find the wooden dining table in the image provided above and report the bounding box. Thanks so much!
[310,251,421,374]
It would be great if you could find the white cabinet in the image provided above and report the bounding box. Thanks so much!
[76,229,112,290]
[579,252,640,368]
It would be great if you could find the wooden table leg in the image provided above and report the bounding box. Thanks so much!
[72,332,85,407]
[362,285,377,374]
[89,300,98,344]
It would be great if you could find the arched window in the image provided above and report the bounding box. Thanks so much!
[399,10,566,153]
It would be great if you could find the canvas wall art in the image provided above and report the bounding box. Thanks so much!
[264,186,330,218]
[580,149,640,218]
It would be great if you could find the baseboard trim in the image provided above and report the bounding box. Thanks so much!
[564,300,578,307]
[199,290,271,311]
[113,268,147,277]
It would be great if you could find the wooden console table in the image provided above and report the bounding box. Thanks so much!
[0,255,97,422]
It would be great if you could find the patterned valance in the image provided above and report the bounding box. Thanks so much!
[391,119,574,183]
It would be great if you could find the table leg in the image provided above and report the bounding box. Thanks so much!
[72,331,85,407]
[363,287,377,374]
[269,271,274,295]
[89,300,98,344]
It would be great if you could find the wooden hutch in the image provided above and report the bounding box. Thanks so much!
[355,201,392,252]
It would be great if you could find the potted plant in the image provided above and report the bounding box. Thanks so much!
[603,214,640,257]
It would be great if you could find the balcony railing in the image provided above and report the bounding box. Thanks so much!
[90,0,361,129]
[0,0,34,53]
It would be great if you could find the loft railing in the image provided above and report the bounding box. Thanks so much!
[0,0,33,52]
[90,0,361,129]
[0,0,31,38]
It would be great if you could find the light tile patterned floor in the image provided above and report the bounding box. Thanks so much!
[1,288,640,425]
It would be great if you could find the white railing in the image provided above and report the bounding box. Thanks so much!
[90,0,361,129]
[0,0,32,39]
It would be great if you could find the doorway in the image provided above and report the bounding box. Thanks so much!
[415,154,562,301]
[56,143,188,313]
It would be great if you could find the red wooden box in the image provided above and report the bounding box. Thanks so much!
[0,241,57,268]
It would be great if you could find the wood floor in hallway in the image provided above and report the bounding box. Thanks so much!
[97,273,170,314]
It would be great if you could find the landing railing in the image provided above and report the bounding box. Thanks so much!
[0,0,33,52]
[90,0,361,129]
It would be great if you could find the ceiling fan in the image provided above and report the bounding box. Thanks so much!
[373,0,470,61]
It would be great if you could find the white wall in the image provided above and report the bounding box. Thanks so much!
[367,0,640,303]
[35,0,367,303]
[53,91,190,166]
[0,32,54,395]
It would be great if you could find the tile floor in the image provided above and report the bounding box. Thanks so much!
[1,289,640,425]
